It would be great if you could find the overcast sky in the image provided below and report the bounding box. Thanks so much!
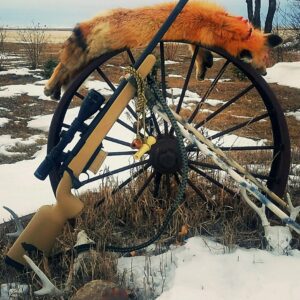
[0,0,289,27]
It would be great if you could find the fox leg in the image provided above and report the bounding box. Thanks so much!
[44,62,66,100]
[44,25,89,100]
[189,45,214,81]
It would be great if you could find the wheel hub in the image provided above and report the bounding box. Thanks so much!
[149,135,182,174]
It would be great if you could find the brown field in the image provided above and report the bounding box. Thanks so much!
[5,29,72,44]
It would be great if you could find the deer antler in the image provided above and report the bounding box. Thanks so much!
[23,254,63,297]
[240,189,293,254]
[240,188,270,227]
[286,193,300,221]
[23,230,95,297]
[3,206,24,238]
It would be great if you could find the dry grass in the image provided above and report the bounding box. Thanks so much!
[0,167,273,298]
[164,43,180,61]
[1,145,300,298]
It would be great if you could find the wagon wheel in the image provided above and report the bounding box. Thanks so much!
[47,42,290,237]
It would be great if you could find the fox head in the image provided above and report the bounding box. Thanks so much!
[239,33,283,75]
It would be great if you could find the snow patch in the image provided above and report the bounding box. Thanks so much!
[286,110,300,121]
[118,236,300,300]
[84,80,115,96]
[28,112,59,132]
[0,145,55,221]
[0,107,10,112]
[0,117,9,127]
[168,74,184,78]
[166,88,225,108]
[204,128,266,147]
[207,78,231,83]
[0,134,43,156]
[165,60,180,65]
[265,62,300,89]
[205,99,226,106]
[213,57,224,62]
[0,82,52,100]
[231,114,252,119]
[0,54,22,60]
[0,67,42,78]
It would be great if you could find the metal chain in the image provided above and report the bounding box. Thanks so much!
[103,75,189,253]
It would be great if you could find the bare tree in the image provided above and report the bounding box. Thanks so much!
[265,0,277,33]
[18,22,48,69]
[253,0,262,29]
[246,0,254,23]
[246,0,277,32]
[286,0,300,30]
[0,26,7,70]
[279,0,300,49]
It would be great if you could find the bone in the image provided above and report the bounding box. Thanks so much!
[66,230,96,288]
[73,230,95,275]
[287,193,300,221]
[264,225,292,254]
[240,189,270,227]
[74,230,95,247]
[23,254,63,297]
[3,206,24,238]
[240,189,293,254]
[21,230,96,297]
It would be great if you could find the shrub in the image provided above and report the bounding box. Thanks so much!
[18,22,49,69]
[0,26,7,71]
[42,58,58,79]
[232,65,248,81]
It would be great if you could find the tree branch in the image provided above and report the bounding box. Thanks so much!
[246,0,254,23]
[265,0,277,33]
[253,0,261,29]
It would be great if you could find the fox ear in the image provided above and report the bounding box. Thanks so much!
[239,49,253,63]
[265,34,283,48]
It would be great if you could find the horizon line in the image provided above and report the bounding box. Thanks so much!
[4,27,73,31]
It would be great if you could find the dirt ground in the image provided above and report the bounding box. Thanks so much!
[5,29,71,44]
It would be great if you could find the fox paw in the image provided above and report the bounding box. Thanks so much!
[44,85,52,97]
[44,85,61,100]
[196,50,214,81]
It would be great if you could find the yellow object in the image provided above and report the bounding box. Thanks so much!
[6,55,156,268]
[88,150,107,174]
[134,136,156,160]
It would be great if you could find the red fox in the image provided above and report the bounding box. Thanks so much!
[45,1,282,100]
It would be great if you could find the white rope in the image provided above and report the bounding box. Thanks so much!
[153,105,300,234]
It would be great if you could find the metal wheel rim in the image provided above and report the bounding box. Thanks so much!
[47,43,291,199]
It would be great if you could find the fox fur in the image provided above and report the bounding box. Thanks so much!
[45,1,282,99]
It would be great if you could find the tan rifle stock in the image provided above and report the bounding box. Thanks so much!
[7,55,156,267]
